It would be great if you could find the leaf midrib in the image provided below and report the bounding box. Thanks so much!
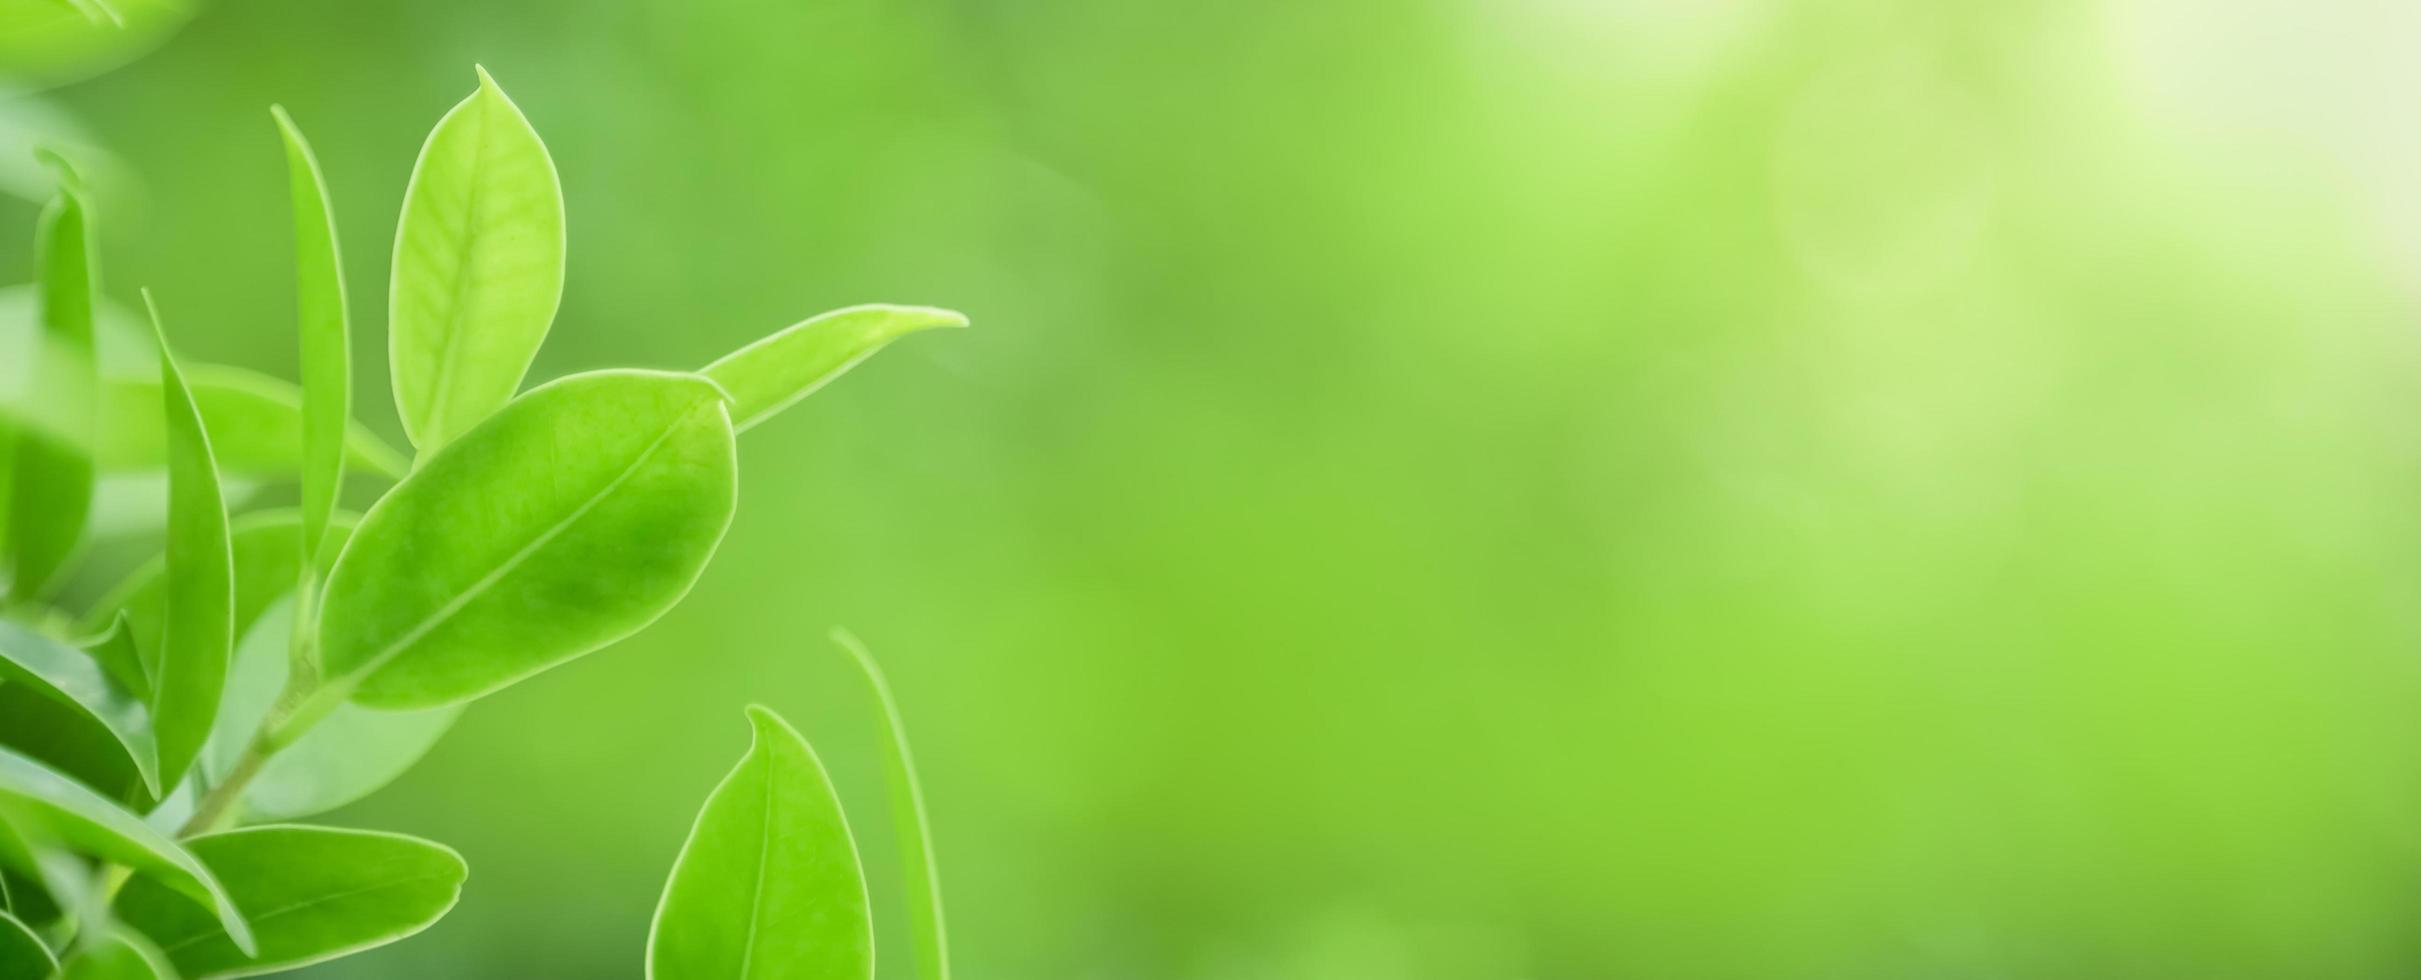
[418,92,496,446]
[347,398,711,686]
[156,870,456,956]
[738,752,776,979]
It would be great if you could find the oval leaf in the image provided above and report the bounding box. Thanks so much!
[387,65,565,454]
[4,162,98,598]
[96,368,405,479]
[144,296,235,793]
[320,369,736,708]
[0,617,157,796]
[0,746,254,955]
[115,824,464,978]
[648,706,871,980]
[273,106,353,569]
[0,908,55,977]
[702,304,966,433]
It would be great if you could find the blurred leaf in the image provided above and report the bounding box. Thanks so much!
[204,597,457,822]
[273,106,353,575]
[96,367,405,479]
[84,509,354,667]
[142,294,233,793]
[833,630,951,980]
[702,305,967,432]
[5,161,98,599]
[648,706,871,980]
[0,745,253,954]
[388,65,565,455]
[115,824,464,978]
[0,908,54,976]
[0,0,190,92]
[56,929,178,979]
[320,370,736,709]
[0,616,158,796]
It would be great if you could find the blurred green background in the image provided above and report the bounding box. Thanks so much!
[11,0,2421,976]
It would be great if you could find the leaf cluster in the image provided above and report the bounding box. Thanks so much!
[0,69,960,977]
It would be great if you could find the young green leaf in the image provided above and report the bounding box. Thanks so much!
[4,159,99,598]
[648,706,871,980]
[833,630,950,980]
[0,616,158,796]
[114,824,465,978]
[143,293,235,793]
[57,929,178,979]
[0,746,255,955]
[388,66,565,455]
[319,370,736,709]
[702,305,967,432]
[205,598,457,822]
[0,908,56,977]
[272,106,352,576]
[96,367,406,479]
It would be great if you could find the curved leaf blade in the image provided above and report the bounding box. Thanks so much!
[0,746,254,954]
[144,295,235,793]
[0,908,54,976]
[702,304,967,433]
[5,161,98,598]
[96,368,405,479]
[83,509,356,670]
[57,929,178,979]
[647,706,871,980]
[320,370,736,709]
[387,65,565,454]
[0,617,157,796]
[115,824,465,978]
[833,630,951,980]
[273,106,353,570]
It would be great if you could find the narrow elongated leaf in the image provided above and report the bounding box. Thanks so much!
[144,295,235,792]
[647,706,871,980]
[387,66,565,454]
[0,617,157,795]
[703,305,967,432]
[4,160,98,598]
[320,370,736,708]
[57,930,178,979]
[115,825,464,978]
[204,598,457,822]
[0,746,254,954]
[96,368,405,478]
[84,509,356,679]
[0,908,55,976]
[273,106,352,570]
[834,630,951,980]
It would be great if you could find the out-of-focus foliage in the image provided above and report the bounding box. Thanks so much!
[10,0,2421,978]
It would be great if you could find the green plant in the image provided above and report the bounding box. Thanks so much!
[0,67,962,977]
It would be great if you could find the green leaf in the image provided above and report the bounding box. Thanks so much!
[143,294,235,793]
[387,65,565,455]
[0,746,255,955]
[0,616,158,796]
[647,706,871,980]
[0,908,56,977]
[57,929,178,979]
[833,630,951,980]
[205,597,457,822]
[114,824,464,978]
[5,159,99,598]
[273,106,352,573]
[702,305,967,432]
[95,367,406,479]
[320,370,736,709]
[83,509,357,681]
